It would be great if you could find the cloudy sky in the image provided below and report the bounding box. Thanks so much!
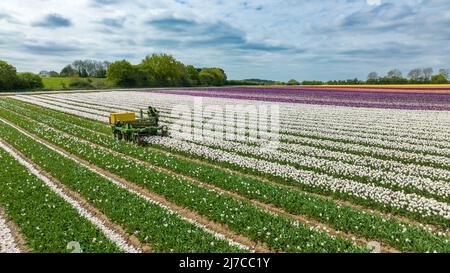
[0,0,449,81]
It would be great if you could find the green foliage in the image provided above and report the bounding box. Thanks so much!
[138,53,185,87]
[69,78,94,89]
[106,60,140,87]
[287,79,300,85]
[184,65,200,86]
[16,72,44,89]
[60,65,79,77]
[0,60,19,90]
[71,60,109,78]
[199,68,227,86]
[106,55,227,88]
[49,71,60,77]
[42,77,71,89]
[0,144,120,253]
[301,80,323,85]
[431,74,447,84]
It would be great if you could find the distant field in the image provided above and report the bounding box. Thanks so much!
[42,77,109,90]
[42,77,71,89]
[255,84,450,93]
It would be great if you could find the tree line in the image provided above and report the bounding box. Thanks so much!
[0,60,44,90]
[106,54,227,87]
[0,54,228,91]
[39,60,110,78]
[366,68,449,84]
[300,68,449,85]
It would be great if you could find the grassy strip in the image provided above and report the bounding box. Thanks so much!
[0,120,241,253]
[0,104,365,253]
[3,99,450,252]
[0,146,120,253]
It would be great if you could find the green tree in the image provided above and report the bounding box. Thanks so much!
[106,60,139,87]
[16,72,44,89]
[386,69,403,79]
[139,54,185,86]
[185,65,200,86]
[60,65,78,77]
[0,60,19,90]
[431,74,447,84]
[438,69,449,81]
[199,68,227,86]
[287,79,300,85]
[79,68,89,78]
[49,71,60,77]
[199,70,216,86]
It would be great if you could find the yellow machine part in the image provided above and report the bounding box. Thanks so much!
[109,112,136,124]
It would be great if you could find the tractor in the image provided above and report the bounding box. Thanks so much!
[110,106,169,145]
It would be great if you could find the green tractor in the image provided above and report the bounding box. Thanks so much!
[110,106,169,145]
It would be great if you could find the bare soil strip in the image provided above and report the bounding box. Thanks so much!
[0,118,264,253]
[0,138,142,253]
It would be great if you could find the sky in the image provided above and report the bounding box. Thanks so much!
[0,0,449,81]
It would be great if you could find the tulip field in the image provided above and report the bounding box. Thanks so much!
[0,86,449,253]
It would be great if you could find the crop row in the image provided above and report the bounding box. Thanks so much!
[172,134,449,202]
[3,98,450,252]
[0,141,122,253]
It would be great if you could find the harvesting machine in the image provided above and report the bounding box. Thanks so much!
[110,106,169,145]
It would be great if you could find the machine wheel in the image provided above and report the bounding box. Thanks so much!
[161,125,169,137]
[136,136,143,146]
[117,132,123,141]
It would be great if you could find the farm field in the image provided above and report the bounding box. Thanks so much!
[41,77,72,89]
[0,87,449,253]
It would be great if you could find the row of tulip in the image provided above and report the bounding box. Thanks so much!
[0,136,123,253]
